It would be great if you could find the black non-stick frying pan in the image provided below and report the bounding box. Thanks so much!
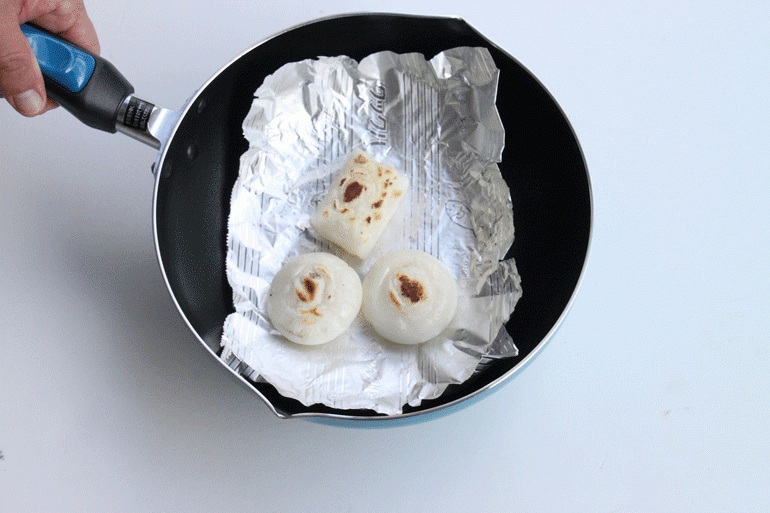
[23,13,592,420]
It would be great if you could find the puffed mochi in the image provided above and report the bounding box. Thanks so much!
[362,249,458,345]
[310,149,408,259]
[266,252,362,345]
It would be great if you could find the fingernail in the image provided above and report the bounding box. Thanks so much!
[12,89,45,116]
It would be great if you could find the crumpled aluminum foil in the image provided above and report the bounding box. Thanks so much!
[220,46,522,415]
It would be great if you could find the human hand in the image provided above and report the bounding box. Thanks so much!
[0,0,99,116]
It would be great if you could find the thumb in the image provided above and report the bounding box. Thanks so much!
[0,23,47,116]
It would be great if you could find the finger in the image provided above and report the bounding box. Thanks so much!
[0,3,46,116]
[24,0,100,55]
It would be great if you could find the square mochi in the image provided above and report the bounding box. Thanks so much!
[310,149,408,259]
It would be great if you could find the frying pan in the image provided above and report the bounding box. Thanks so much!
[23,13,592,420]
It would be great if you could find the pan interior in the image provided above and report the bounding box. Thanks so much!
[154,14,591,418]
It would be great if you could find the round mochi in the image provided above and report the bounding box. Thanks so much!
[266,252,362,345]
[362,249,458,345]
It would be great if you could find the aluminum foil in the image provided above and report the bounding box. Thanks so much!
[220,47,522,415]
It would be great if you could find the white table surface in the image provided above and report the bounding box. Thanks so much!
[2,1,768,512]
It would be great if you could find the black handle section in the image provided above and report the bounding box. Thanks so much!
[27,23,134,133]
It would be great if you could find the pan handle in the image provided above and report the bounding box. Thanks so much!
[21,23,176,149]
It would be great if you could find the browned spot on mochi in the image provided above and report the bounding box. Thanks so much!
[396,274,426,304]
[344,181,364,202]
[296,275,318,302]
[389,290,401,309]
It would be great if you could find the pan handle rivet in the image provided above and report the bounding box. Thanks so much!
[186,144,198,161]
[196,98,207,115]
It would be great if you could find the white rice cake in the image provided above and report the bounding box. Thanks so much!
[310,149,408,259]
[266,252,362,345]
[362,249,458,345]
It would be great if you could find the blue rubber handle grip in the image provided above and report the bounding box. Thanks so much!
[21,23,135,133]
[20,24,96,93]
